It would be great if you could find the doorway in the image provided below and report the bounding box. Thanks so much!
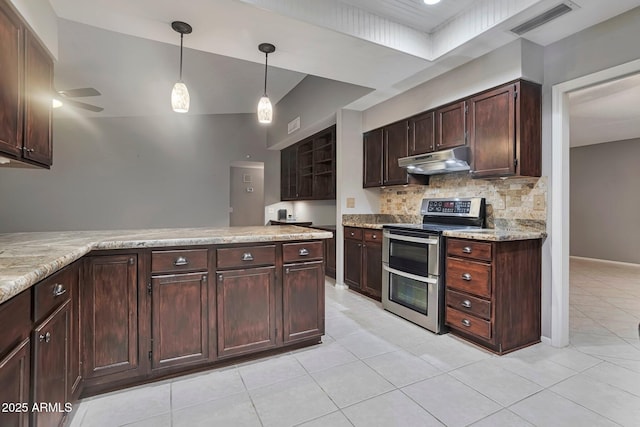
[551,58,640,347]
[229,161,265,226]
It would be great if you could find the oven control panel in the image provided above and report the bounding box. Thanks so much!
[420,197,484,217]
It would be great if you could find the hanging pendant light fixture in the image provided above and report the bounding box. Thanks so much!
[257,43,276,124]
[171,21,192,113]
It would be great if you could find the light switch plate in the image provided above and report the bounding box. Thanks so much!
[346,197,355,208]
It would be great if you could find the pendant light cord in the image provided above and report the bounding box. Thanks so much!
[179,33,184,81]
[263,52,268,96]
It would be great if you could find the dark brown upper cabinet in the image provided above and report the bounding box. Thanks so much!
[435,100,467,151]
[469,80,541,178]
[363,128,383,188]
[280,125,336,201]
[408,111,435,155]
[0,0,53,168]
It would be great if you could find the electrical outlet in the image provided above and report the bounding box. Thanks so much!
[346,197,355,208]
[534,195,545,210]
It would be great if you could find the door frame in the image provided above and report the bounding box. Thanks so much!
[550,58,640,347]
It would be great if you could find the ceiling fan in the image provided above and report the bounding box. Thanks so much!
[53,87,104,112]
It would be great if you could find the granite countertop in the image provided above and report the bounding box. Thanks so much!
[443,229,547,241]
[342,214,422,230]
[0,226,332,305]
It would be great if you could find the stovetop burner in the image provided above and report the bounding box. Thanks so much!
[384,223,482,233]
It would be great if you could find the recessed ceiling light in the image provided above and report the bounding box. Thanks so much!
[423,0,441,5]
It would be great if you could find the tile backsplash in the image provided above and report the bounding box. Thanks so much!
[380,173,547,232]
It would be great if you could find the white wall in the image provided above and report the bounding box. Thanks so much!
[0,113,276,232]
[267,76,372,149]
[230,165,265,226]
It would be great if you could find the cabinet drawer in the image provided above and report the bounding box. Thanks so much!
[363,229,382,243]
[283,241,323,263]
[217,245,276,269]
[34,266,74,321]
[446,289,491,320]
[344,227,363,240]
[151,249,208,273]
[447,239,492,261]
[446,307,491,340]
[446,258,491,298]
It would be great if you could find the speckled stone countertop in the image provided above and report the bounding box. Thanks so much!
[342,214,545,240]
[0,226,332,305]
[443,229,546,241]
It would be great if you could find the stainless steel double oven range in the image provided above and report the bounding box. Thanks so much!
[382,198,486,334]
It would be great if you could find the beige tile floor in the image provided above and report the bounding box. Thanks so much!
[70,258,640,426]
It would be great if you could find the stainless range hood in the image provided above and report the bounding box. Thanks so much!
[398,146,470,175]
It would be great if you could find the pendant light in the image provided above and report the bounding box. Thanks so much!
[257,43,276,124]
[171,21,192,113]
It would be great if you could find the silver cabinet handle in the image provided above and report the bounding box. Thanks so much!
[461,300,472,308]
[350,232,355,237]
[218,274,223,282]
[462,273,472,281]
[285,268,290,274]
[174,256,189,266]
[39,332,51,343]
[371,234,377,239]
[462,246,472,254]
[299,248,309,256]
[461,319,471,327]
[52,283,66,297]
[242,253,254,261]
[22,147,35,153]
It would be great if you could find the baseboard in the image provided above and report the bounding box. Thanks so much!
[540,336,552,346]
[334,282,349,290]
[570,256,640,268]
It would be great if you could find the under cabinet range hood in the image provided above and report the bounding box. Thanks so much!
[398,146,471,175]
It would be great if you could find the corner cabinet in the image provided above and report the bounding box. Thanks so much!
[445,238,542,354]
[469,80,541,178]
[280,125,336,201]
[0,0,53,168]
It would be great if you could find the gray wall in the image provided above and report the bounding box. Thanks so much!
[570,139,640,264]
[0,113,277,232]
[267,75,372,149]
[230,166,265,226]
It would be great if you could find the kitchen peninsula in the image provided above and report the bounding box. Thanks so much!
[0,226,331,426]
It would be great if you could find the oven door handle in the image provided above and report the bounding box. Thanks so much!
[383,231,438,245]
[383,265,437,284]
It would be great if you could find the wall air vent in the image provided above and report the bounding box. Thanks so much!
[510,3,574,36]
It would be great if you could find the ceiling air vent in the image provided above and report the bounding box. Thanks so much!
[510,3,574,35]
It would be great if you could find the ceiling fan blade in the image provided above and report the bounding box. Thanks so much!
[64,99,104,112]
[58,87,101,98]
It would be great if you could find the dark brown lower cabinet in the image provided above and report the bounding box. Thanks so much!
[151,272,212,371]
[343,227,383,301]
[324,231,336,279]
[217,267,277,358]
[82,255,141,385]
[283,261,325,344]
[0,338,30,427]
[32,301,70,427]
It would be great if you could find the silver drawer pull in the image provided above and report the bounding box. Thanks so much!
[242,253,254,261]
[174,256,189,266]
[372,234,377,239]
[462,273,472,281]
[39,332,51,343]
[461,319,471,327]
[350,232,355,237]
[462,246,472,254]
[299,248,310,256]
[52,283,66,297]
[461,300,472,308]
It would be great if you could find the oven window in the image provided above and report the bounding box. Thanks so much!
[389,273,428,315]
[389,240,429,276]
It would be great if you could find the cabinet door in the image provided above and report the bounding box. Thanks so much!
[283,261,324,344]
[280,146,297,200]
[325,233,336,279]
[383,121,409,186]
[409,111,435,155]
[32,301,70,427]
[469,84,515,177]
[68,263,81,400]
[83,255,140,380]
[363,129,383,187]
[343,238,362,289]
[151,273,210,370]
[0,0,23,159]
[435,101,466,150]
[0,339,30,427]
[23,32,52,167]
[217,267,277,358]
[363,242,382,300]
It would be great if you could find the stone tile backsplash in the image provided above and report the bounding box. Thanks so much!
[379,173,547,232]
